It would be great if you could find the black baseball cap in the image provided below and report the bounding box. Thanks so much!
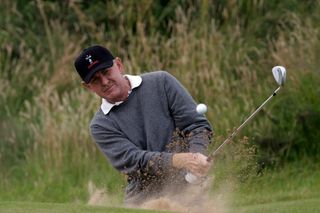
[74,45,115,83]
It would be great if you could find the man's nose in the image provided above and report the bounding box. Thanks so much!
[100,75,109,85]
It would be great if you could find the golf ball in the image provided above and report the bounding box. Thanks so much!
[196,103,207,114]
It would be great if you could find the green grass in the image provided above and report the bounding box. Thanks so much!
[0,202,168,213]
[228,160,320,213]
[236,198,320,213]
[232,160,320,206]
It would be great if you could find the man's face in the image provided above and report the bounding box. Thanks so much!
[83,58,129,103]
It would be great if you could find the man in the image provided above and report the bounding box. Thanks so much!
[74,45,213,206]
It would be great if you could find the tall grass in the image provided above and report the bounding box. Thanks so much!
[0,0,319,203]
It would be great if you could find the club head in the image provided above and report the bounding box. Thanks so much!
[272,66,286,86]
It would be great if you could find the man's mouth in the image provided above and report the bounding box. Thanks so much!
[102,84,114,93]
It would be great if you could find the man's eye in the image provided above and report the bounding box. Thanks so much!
[101,69,109,75]
[91,78,98,84]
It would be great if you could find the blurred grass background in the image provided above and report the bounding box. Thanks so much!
[0,0,319,207]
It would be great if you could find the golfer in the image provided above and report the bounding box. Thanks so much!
[74,45,213,206]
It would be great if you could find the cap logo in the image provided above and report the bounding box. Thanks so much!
[85,54,98,69]
[85,54,93,64]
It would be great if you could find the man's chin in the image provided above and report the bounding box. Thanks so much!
[102,94,117,103]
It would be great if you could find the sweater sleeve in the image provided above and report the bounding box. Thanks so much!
[90,122,173,177]
[163,72,213,154]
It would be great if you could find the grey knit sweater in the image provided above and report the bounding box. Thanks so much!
[90,71,212,203]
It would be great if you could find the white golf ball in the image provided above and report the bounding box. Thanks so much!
[196,103,207,114]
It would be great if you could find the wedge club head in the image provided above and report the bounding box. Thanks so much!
[272,66,286,86]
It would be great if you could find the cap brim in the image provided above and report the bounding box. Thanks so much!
[84,61,113,83]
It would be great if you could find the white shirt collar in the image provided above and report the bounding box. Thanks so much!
[101,74,142,115]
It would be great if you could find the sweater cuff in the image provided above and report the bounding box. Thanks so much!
[162,152,174,170]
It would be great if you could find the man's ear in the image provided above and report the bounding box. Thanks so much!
[114,57,124,74]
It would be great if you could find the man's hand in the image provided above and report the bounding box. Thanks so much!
[172,152,211,177]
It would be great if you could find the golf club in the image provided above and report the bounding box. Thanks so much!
[185,66,287,184]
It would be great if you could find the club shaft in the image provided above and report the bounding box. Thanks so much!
[208,86,281,160]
